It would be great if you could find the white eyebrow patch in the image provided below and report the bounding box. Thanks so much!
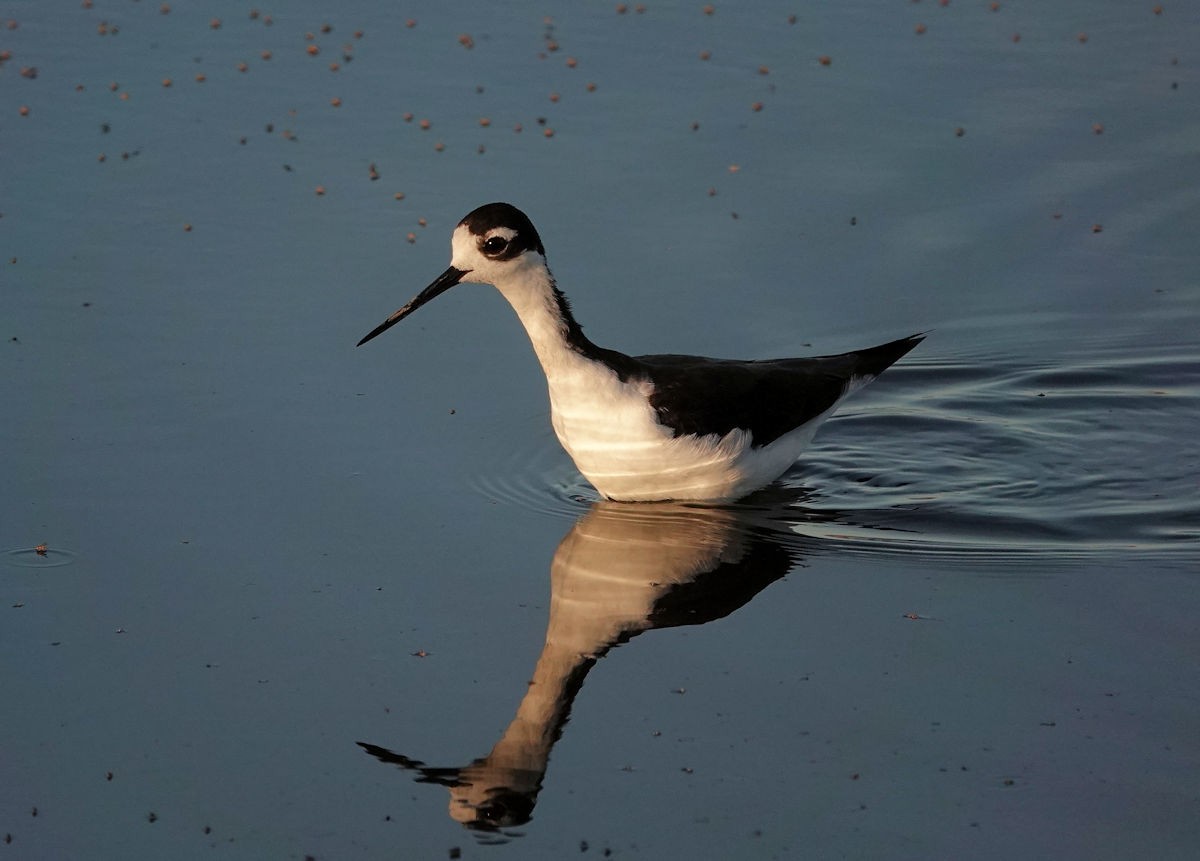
[482,226,519,242]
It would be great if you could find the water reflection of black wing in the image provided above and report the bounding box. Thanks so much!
[358,500,806,838]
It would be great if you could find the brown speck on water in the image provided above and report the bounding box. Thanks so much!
[955,126,965,136]
[1092,122,1104,134]
[1091,224,1103,233]
[1078,32,1088,43]
[209,18,221,30]
[314,185,326,196]
[306,44,320,56]
[261,50,272,61]
[698,50,711,61]
[458,33,475,49]
[818,55,832,66]
[406,232,417,244]
[915,23,927,34]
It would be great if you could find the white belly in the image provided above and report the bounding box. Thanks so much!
[546,371,833,503]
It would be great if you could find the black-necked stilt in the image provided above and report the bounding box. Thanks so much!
[358,202,923,503]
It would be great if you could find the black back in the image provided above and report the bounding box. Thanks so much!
[636,334,924,446]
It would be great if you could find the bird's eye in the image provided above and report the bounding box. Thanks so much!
[482,236,509,256]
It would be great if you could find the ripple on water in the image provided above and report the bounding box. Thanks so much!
[4,546,77,568]
[468,421,599,520]
[467,344,1200,566]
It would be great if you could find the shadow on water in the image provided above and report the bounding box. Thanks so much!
[358,497,817,842]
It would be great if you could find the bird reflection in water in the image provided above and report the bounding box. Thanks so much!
[359,498,818,840]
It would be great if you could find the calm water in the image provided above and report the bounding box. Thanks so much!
[3,2,1198,859]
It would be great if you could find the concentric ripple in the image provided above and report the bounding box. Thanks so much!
[468,341,1200,567]
[3,546,78,568]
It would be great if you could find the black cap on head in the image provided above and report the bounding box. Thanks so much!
[460,202,545,257]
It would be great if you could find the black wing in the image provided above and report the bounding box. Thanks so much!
[638,334,924,447]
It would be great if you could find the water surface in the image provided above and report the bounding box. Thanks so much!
[3,2,1198,859]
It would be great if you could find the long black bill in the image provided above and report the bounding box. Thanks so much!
[356,266,468,347]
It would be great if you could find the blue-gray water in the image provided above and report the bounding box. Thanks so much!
[3,2,1198,859]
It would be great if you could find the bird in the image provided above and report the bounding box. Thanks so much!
[357,202,923,503]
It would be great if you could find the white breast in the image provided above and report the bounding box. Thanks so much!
[545,359,838,502]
